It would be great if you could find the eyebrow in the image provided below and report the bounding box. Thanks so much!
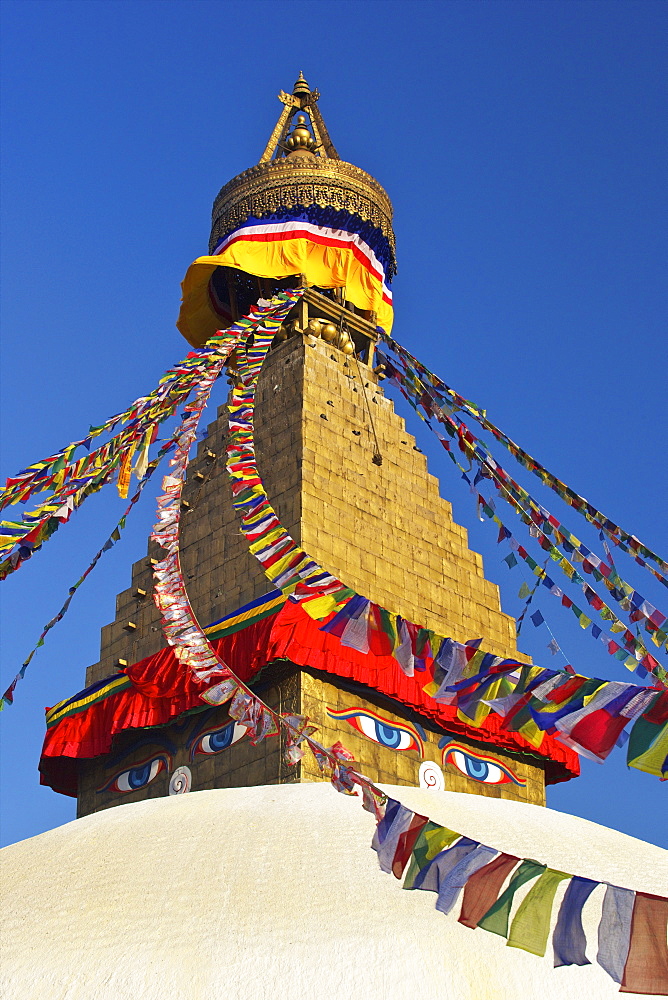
[106,733,177,769]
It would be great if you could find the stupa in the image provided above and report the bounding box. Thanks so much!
[2,77,666,1000]
[37,73,578,814]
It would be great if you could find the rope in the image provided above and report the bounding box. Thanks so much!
[351,337,383,466]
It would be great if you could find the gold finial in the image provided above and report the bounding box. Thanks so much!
[284,113,316,154]
[293,72,310,98]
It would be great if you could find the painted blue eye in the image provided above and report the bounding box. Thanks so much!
[126,761,154,788]
[375,721,405,749]
[192,722,247,757]
[327,707,424,754]
[356,714,417,750]
[103,755,168,793]
[441,742,525,786]
[205,725,235,752]
[465,756,490,780]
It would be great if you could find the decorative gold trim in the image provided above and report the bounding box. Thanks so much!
[307,101,339,159]
[209,157,396,265]
[258,105,293,164]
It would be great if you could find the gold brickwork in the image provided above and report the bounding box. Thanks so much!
[86,335,305,684]
[298,336,525,657]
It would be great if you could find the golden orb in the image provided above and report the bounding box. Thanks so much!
[285,115,316,154]
[321,322,338,343]
[336,331,355,355]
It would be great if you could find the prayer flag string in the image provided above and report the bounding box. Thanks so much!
[371,795,668,996]
[378,335,668,582]
[374,347,668,676]
[134,301,664,992]
[0,328,242,579]
[0,437,177,711]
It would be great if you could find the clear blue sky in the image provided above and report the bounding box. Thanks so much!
[1,0,666,848]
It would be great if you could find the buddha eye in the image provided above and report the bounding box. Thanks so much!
[327,707,423,755]
[101,755,168,793]
[441,742,525,786]
[191,721,247,759]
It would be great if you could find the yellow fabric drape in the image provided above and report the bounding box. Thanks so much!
[177,238,393,347]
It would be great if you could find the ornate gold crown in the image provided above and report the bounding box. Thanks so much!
[209,74,396,275]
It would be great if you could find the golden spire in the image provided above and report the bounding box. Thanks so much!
[209,76,396,273]
[258,73,338,163]
[292,71,310,99]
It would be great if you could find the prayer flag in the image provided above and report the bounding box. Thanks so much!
[458,853,520,929]
[374,803,416,874]
[620,892,668,995]
[507,868,571,956]
[412,837,479,894]
[392,813,429,879]
[478,859,546,937]
[597,885,635,984]
[434,844,498,915]
[553,876,597,967]
[403,823,461,890]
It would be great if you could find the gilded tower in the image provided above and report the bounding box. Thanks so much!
[40,77,578,816]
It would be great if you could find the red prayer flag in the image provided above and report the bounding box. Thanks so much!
[458,853,520,928]
[392,813,429,879]
[642,691,668,725]
[620,892,668,995]
[568,709,628,759]
[546,676,587,704]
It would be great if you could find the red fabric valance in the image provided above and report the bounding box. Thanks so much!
[40,601,579,796]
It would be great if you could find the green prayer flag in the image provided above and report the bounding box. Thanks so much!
[518,583,531,600]
[627,712,668,779]
[478,859,546,937]
[506,868,571,956]
[379,607,398,649]
[110,528,121,543]
[403,822,460,890]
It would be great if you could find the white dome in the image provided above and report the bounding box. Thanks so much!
[1,783,666,1000]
